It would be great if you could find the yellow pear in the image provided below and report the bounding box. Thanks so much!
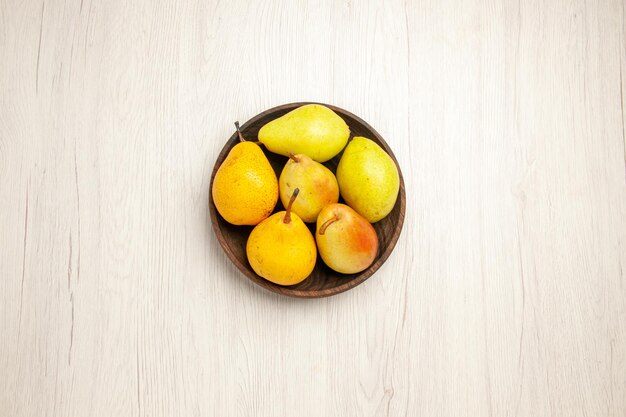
[212,122,278,225]
[279,153,339,223]
[336,137,400,223]
[246,189,317,286]
[258,104,350,162]
[316,204,378,274]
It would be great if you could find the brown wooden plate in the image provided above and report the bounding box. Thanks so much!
[209,102,406,298]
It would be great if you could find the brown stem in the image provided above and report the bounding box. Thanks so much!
[283,188,300,224]
[288,152,300,162]
[234,121,246,142]
[318,214,339,235]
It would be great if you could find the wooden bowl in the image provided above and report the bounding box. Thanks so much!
[209,102,406,298]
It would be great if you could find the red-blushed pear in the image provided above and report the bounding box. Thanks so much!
[279,152,339,223]
[315,203,378,274]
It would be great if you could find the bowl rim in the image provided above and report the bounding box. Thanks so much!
[209,102,406,298]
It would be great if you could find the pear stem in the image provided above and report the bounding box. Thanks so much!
[288,152,300,162]
[318,214,339,235]
[283,188,300,224]
[234,121,246,142]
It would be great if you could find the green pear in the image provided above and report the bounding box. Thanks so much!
[258,104,349,162]
[336,137,400,223]
[279,153,339,223]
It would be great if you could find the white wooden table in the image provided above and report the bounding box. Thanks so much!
[1,1,625,416]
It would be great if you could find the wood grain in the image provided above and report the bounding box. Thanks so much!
[1,0,625,416]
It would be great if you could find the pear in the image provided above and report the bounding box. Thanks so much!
[212,122,278,226]
[316,204,378,274]
[258,104,350,162]
[336,137,400,223]
[246,189,317,286]
[279,153,339,223]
